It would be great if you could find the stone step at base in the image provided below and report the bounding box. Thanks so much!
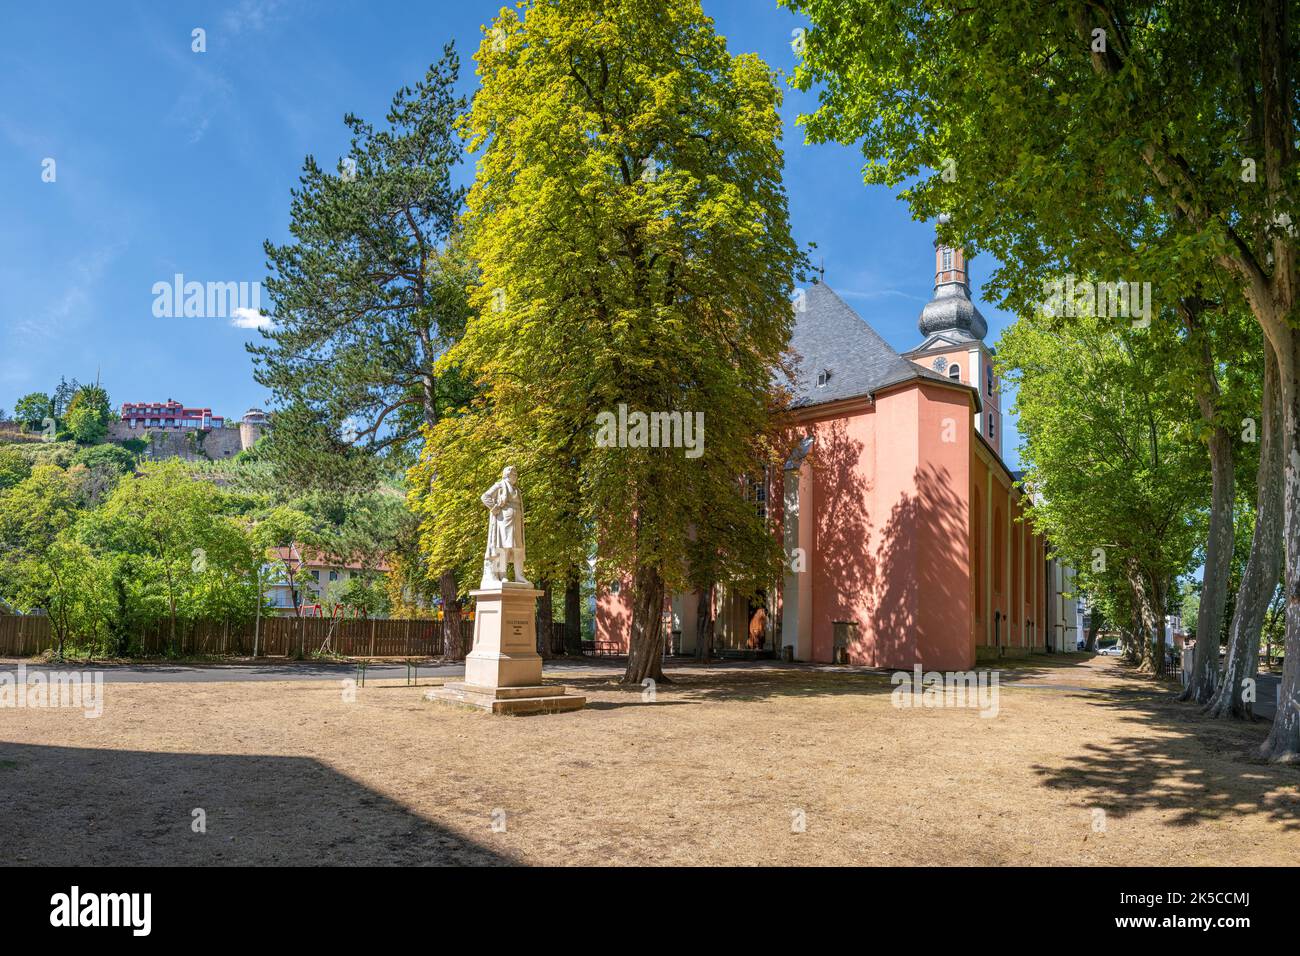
[426,681,586,715]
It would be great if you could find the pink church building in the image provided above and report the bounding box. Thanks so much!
[597,236,1072,670]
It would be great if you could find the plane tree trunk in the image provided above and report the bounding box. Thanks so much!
[1179,302,1235,704]
[1208,346,1283,719]
[1261,325,1300,761]
[1084,606,1102,652]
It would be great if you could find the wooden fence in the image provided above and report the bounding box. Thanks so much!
[0,614,572,659]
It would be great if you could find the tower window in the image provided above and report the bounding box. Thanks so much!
[941,248,953,271]
[986,365,994,396]
[948,364,960,381]
[988,414,996,440]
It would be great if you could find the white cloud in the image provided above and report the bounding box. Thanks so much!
[231,307,274,330]
[222,0,287,35]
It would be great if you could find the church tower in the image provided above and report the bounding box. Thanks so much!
[904,218,1002,456]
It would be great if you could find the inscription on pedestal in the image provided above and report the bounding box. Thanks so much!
[506,618,531,648]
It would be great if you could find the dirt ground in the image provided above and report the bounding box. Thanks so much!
[2,654,1298,866]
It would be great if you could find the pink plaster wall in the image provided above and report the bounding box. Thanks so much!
[595,582,632,654]
[800,383,973,670]
[593,379,1033,673]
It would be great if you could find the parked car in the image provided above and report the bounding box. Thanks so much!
[1098,644,1123,656]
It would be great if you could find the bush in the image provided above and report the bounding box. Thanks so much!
[71,443,137,475]
[0,447,32,490]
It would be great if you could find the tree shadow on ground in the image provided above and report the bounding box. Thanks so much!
[1028,668,1300,831]
[0,742,514,865]
[563,653,1118,703]
[560,667,899,704]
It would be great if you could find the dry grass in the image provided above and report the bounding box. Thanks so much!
[2,655,1298,865]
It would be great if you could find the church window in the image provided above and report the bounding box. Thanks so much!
[746,469,769,519]
[986,365,994,396]
[941,248,953,271]
[988,414,996,441]
[973,487,983,622]
[948,364,960,381]
[817,369,831,387]
[1012,524,1021,624]
[993,508,1004,595]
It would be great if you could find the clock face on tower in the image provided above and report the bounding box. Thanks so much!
[932,356,949,373]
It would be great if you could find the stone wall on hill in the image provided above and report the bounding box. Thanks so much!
[105,422,258,461]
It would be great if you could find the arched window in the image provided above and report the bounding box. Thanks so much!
[986,364,994,396]
[988,414,996,441]
[1012,523,1020,624]
[973,486,983,622]
[993,506,1004,596]
[941,247,953,271]
[1025,531,1033,607]
[948,363,961,381]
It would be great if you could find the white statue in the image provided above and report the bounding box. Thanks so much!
[480,465,531,588]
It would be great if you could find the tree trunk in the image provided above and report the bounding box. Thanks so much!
[253,571,262,658]
[622,563,667,684]
[559,574,579,658]
[1208,345,1283,719]
[1261,325,1300,761]
[1151,575,1168,678]
[1126,566,1153,668]
[1265,593,1282,665]
[564,576,582,655]
[536,579,553,659]
[440,570,462,660]
[1122,609,1140,664]
[1084,605,1101,652]
[1179,320,1235,702]
[695,584,714,664]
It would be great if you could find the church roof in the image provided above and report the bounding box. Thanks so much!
[917,282,988,341]
[788,282,971,410]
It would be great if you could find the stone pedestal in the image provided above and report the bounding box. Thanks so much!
[428,586,585,715]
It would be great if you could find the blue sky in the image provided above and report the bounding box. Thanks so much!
[0,0,1021,466]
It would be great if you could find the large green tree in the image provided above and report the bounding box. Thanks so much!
[80,460,259,652]
[1000,310,1206,673]
[429,0,803,684]
[0,464,82,656]
[64,383,113,444]
[788,0,1300,760]
[250,45,475,654]
[13,392,53,433]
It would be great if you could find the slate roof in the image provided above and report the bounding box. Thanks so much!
[788,282,977,411]
[917,281,988,341]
